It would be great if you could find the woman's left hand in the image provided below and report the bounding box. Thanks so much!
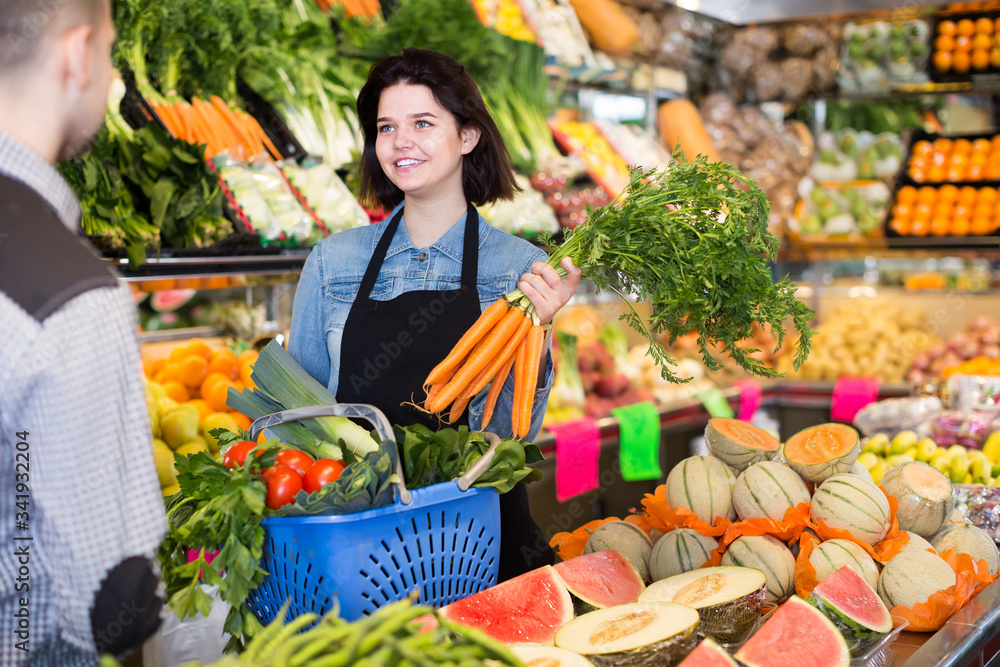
[517,257,582,325]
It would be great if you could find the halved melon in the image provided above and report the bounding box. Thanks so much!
[677,638,738,666]
[735,596,850,667]
[705,418,780,471]
[782,424,860,483]
[510,645,596,667]
[880,462,955,538]
[554,602,699,667]
[638,566,766,645]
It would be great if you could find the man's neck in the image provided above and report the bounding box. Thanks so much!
[0,90,63,164]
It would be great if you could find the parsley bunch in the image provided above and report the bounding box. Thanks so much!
[537,154,815,382]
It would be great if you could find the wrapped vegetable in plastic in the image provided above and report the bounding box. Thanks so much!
[853,397,943,438]
[216,156,315,243]
[281,160,369,234]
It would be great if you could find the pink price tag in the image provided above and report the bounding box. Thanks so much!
[550,418,601,503]
[831,377,882,423]
[734,379,762,421]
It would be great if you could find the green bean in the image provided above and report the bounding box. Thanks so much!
[355,605,429,655]
[436,613,523,663]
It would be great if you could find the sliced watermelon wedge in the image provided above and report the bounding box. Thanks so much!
[735,596,850,667]
[439,565,573,645]
[554,549,645,614]
[677,638,738,666]
[808,565,893,655]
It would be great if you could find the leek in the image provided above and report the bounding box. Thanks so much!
[227,340,379,456]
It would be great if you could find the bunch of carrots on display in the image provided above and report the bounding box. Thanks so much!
[150,96,280,162]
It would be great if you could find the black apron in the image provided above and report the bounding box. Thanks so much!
[337,204,554,581]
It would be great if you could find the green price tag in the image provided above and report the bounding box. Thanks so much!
[698,388,734,419]
[612,401,662,481]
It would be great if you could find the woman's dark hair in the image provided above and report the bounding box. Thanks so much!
[356,48,520,210]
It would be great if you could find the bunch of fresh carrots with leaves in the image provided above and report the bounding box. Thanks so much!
[152,96,280,162]
[424,154,815,433]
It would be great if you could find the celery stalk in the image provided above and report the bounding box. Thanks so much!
[229,341,379,456]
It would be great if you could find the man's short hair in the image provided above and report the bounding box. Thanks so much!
[0,0,104,71]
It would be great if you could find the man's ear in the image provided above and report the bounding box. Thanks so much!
[460,125,482,155]
[60,24,94,94]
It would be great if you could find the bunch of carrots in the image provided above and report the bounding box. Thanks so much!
[150,96,280,162]
[423,298,545,439]
[315,0,382,18]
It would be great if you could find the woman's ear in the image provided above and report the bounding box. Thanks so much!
[460,125,481,155]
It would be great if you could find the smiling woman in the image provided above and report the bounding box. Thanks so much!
[287,48,581,581]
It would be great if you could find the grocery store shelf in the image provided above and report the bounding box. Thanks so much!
[107,249,312,280]
[138,326,227,343]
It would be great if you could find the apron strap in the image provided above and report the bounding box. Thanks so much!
[357,203,481,300]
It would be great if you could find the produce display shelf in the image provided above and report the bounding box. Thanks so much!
[105,249,312,280]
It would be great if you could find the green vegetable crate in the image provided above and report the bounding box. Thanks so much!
[244,404,502,624]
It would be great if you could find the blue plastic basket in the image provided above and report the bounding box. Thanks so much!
[242,404,501,624]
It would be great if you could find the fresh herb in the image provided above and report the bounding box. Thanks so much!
[397,424,543,494]
[158,446,278,653]
[527,154,815,382]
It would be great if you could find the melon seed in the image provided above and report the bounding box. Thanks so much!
[590,609,658,645]
[673,573,725,605]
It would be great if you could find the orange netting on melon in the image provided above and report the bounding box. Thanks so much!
[719,503,813,550]
[793,530,823,598]
[549,514,652,561]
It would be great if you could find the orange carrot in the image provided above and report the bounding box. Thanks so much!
[481,354,515,431]
[200,99,241,156]
[153,105,178,136]
[511,335,529,438]
[194,98,233,157]
[517,325,544,439]
[244,114,280,159]
[461,314,531,399]
[188,100,224,156]
[447,395,471,424]
[425,299,509,386]
[426,306,525,413]
[169,103,191,143]
[211,96,255,153]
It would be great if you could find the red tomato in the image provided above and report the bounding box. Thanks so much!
[223,441,258,469]
[302,459,346,493]
[274,449,314,476]
[265,465,303,510]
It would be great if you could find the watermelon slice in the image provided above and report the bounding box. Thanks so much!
[439,565,573,645]
[809,566,893,656]
[554,550,646,614]
[677,638,738,666]
[735,596,850,667]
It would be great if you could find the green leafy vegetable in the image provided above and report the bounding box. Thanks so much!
[396,424,542,494]
[519,155,815,383]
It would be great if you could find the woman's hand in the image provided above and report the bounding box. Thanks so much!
[517,257,582,325]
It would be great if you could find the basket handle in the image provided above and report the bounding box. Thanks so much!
[248,403,413,505]
[455,431,503,491]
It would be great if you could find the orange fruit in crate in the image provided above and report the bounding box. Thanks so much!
[205,380,234,413]
[975,33,993,50]
[933,201,955,219]
[958,18,977,36]
[163,381,191,403]
[933,138,954,155]
[934,50,954,71]
[200,371,231,400]
[889,217,911,235]
[187,399,213,421]
[917,186,938,203]
[967,164,986,180]
[177,355,209,389]
[977,16,994,33]
[992,47,1000,67]
[939,19,958,35]
[892,203,913,219]
[957,34,974,51]
[240,361,255,386]
[238,349,259,364]
[913,141,934,158]
[186,338,213,360]
[927,165,947,182]
[910,218,931,236]
[896,185,918,204]
[147,358,167,378]
[974,137,992,152]
[950,151,969,168]
[979,186,997,203]
[938,184,960,202]
[971,217,993,235]
[209,351,240,380]
[947,166,967,182]
[959,186,980,205]
[168,345,192,363]
[936,34,957,51]
[974,201,994,218]
[931,218,952,236]
[950,216,972,235]
[954,138,974,155]
[157,363,183,385]
[954,50,972,72]
[914,201,934,221]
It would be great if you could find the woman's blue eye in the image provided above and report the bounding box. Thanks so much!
[378,124,393,133]
[416,120,431,128]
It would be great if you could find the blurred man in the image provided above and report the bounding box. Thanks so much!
[0,0,166,663]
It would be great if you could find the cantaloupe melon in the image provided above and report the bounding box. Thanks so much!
[665,456,737,524]
[705,418,780,471]
[649,528,719,581]
[880,462,954,538]
[732,461,810,521]
[810,473,890,545]
[848,460,875,485]
[899,531,935,554]
[930,523,999,576]
[809,538,880,591]
[878,550,956,609]
[721,534,796,605]
[783,424,860,483]
[585,521,653,582]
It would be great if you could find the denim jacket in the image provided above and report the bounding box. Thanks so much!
[288,203,554,442]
